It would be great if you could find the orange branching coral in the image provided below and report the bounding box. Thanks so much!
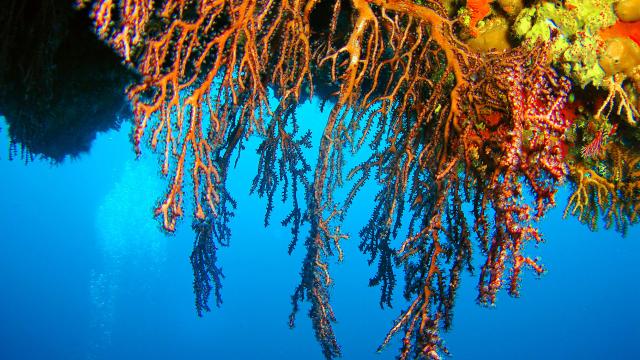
[84,0,152,62]
[81,0,316,232]
[565,144,640,234]
[80,0,339,356]
[81,0,574,359]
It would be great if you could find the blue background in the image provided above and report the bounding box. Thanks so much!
[1,99,639,360]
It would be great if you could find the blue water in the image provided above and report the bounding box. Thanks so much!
[1,102,639,360]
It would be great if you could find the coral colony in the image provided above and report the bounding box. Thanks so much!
[67,0,640,359]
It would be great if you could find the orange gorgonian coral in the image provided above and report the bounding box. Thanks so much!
[78,0,595,359]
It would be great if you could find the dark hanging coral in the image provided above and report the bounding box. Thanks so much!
[191,215,226,316]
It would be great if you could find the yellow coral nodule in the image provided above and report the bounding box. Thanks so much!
[614,0,640,22]
[496,0,524,17]
[599,37,640,77]
[467,16,512,52]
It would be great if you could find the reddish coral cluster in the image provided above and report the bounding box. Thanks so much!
[472,49,570,303]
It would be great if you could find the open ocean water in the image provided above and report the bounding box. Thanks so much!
[1,98,639,360]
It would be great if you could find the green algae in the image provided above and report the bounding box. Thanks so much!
[514,0,617,88]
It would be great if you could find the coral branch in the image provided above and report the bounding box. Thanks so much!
[565,144,640,234]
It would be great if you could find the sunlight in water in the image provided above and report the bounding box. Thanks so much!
[90,156,165,358]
